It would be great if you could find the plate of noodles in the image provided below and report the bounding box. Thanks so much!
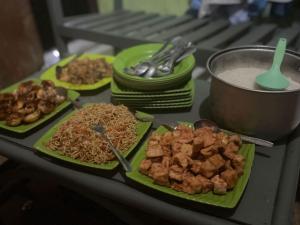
[33,103,152,170]
[40,53,114,91]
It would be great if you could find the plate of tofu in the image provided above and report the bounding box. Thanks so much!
[126,124,255,208]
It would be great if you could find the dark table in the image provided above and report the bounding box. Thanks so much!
[0,80,299,225]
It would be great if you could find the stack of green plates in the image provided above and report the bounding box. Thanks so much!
[112,43,195,91]
[111,78,195,110]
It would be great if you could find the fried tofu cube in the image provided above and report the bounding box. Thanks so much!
[203,134,216,147]
[171,182,183,192]
[180,143,193,156]
[162,156,171,169]
[223,142,240,159]
[200,145,217,158]
[196,175,213,193]
[175,125,194,143]
[229,134,242,146]
[194,127,216,147]
[182,176,202,194]
[221,169,238,189]
[160,131,173,146]
[173,152,192,169]
[208,153,225,170]
[191,160,202,174]
[171,141,182,155]
[169,165,184,181]
[162,145,171,157]
[139,159,152,175]
[149,163,169,186]
[232,154,245,176]
[224,160,233,170]
[149,133,161,142]
[193,136,204,152]
[211,175,227,195]
[199,159,218,178]
[146,144,164,158]
[216,132,229,145]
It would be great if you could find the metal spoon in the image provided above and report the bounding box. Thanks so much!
[124,36,186,76]
[144,41,191,77]
[124,50,172,76]
[193,119,274,147]
[92,124,131,172]
[158,43,191,75]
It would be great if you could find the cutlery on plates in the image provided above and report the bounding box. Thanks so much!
[92,124,132,172]
[124,36,188,76]
[144,41,193,77]
[156,43,196,75]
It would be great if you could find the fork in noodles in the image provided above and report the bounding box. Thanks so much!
[47,103,137,164]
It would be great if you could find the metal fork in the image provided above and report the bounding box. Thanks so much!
[92,124,131,172]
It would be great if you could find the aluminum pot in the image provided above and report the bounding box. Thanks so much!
[207,46,300,141]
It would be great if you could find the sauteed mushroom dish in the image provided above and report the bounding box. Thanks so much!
[0,80,66,126]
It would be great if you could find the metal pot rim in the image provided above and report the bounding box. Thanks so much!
[207,45,300,94]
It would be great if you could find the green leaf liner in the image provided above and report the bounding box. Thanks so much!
[34,104,152,170]
[40,54,114,91]
[126,125,255,208]
[0,79,80,133]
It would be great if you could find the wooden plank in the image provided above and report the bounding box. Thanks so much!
[135,15,193,38]
[183,20,229,43]
[267,23,300,47]
[63,13,100,26]
[92,12,148,31]
[229,24,277,47]
[150,18,209,41]
[114,16,172,35]
[74,11,131,29]
[198,22,252,49]
[105,13,158,32]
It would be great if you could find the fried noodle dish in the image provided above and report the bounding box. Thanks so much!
[139,124,245,195]
[57,58,113,84]
[0,80,66,126]
[47,103,137,164]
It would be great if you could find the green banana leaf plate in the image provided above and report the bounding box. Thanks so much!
[40,53,114,91]
[0,79,80,133]
[34,104,152,170]
[126,125,255,208]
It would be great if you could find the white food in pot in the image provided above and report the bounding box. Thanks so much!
[217,67,300,91]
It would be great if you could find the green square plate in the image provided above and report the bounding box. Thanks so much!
[113,44,195,82]
[33,104,152,170]
[0,79,80,133]
[117,82,194,107]
[111,79,193,96]
[40,53,114,91]
[126,125,255,208]
[112,95,193,104]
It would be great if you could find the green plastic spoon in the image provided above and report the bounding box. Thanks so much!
[255,38,289,90]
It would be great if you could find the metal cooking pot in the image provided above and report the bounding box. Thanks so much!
[207,46,300,141]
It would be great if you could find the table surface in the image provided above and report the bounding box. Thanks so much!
[0,79,299,225]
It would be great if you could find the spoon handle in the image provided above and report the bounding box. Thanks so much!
[271,38,286,71]
[220,129,274,147]
[102,135,131,172]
